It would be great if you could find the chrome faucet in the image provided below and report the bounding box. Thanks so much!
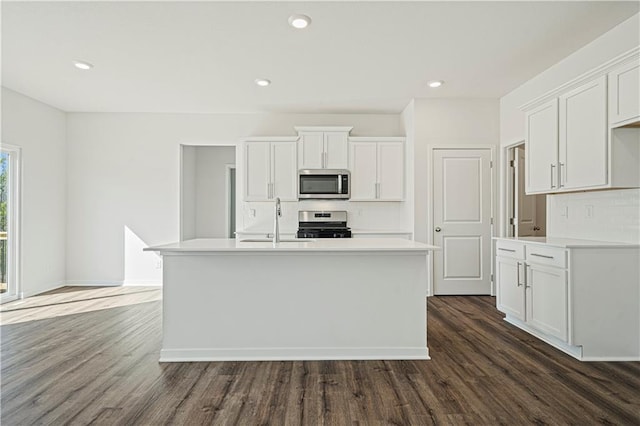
[273,197,282,244]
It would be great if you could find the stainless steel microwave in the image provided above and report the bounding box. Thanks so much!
[298,169,350,199]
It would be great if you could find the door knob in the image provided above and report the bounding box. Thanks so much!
[435,227,441,232]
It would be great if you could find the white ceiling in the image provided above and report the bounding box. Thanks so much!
[3,1,638,114]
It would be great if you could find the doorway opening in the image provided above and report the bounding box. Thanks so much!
[507,143,546,237]
[180,145,236,240]
[226,165,236,238]
[1,145,22,303]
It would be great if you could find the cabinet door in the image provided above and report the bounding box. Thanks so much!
[496,256,525,321]
[324,132,349,169]
[298,132,324,169]
[349,142,377,200]
[271,142,297,201]
[559,76,607,189]
[244,142,271,201]
[526,99,558,193]
[609,59,640,126]
[377,142,404,200]
[526,263,568,341]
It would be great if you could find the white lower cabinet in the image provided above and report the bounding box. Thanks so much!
[496,256,525,322]
[525,263,567,341]
[495,238,640,361]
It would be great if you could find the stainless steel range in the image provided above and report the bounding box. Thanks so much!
[297,211,352,238]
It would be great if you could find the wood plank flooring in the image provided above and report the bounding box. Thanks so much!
[1,286,639,425]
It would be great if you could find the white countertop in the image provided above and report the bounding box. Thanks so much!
[146,238,438,253]
[494,236,640,248]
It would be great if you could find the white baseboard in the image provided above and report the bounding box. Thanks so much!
[123,280,162,286]
[160,347,430,362]
[504,316,583,360]
[64,280,123,286]
[64,280,162,287]
[21,281,66,298]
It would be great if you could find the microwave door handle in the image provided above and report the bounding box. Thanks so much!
[338,175,342,194]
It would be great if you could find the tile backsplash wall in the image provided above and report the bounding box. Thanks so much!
[547,188,640,243]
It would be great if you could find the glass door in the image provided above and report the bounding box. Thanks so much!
[1,146,20,303]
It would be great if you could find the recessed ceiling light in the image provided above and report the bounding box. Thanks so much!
[255,78,271,87]
[73,60,94,70]
[288,14,311,29]
[427,80,444,88]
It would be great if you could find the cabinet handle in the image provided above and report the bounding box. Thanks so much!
[498,248,516,253]
[516,261,522,287]
[530,253,553,259]
[271,182,275,197]
[559,162,565,188]
[550,164,556,188]
[523,263,529,288]
[324,152,328,168]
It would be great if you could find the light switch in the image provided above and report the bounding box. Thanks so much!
[249,209,256,218]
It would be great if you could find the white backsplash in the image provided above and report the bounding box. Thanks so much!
[547,188,640,243]
[239,200,412,234]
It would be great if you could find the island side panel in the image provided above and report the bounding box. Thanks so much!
[160,251,429,361]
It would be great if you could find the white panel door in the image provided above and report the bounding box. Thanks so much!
[559,76,607,190]
[244,142,270,201]
[526,99,558,193]
[324,132,349,169]
[271,142,297,201]
[377,142,404,200]
[349,142,377,200]
[298,132,324,169]
[433,149,492,295]
[516,147,537,237]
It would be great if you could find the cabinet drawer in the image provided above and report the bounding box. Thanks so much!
[525,245,566,268]
[496,240,525,259]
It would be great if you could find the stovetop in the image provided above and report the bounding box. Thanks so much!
[297,210,351,238]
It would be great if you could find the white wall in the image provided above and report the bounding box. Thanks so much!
[410,99,500,243]
[66,112,402,284]
[499,13,640,242]
[1,88,67,296]
[180,145,196,240]
[194,146,235,238]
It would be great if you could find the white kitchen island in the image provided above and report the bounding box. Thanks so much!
[145,238,437,362]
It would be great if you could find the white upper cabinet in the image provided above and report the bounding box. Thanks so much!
[558,76,607,190]
[349,137,404,201]
[350,142,377,199]
[297,132,324,169]
[526,99,558,193]
[608,59,640,127]
[323,132,349,169]
[244,141,271,200]
[295,127,351,169]
[243,139,297,201]
[523,52,640,194]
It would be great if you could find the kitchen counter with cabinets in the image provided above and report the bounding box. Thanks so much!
[494,236,639,361]
[146,238,436,362]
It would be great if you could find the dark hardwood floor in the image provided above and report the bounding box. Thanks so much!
[1,287,639,425]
